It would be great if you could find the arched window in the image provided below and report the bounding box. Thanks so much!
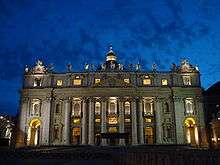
[125,102,130,115]
[73,103,81,116]
[164,102,169,113]
[144,102,153,115]
[95,102,101,115]
[185,98,193,114]
[109,102,116,114]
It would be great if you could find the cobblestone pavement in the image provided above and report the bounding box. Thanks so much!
[0,145,220,165]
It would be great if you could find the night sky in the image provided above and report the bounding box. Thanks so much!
[0,0,220,115]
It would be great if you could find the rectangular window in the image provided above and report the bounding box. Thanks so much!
[183,76,191,85]
[162,79,168,86]
[143,76,151,85]
[56,80,63,86]
[185,98,194,114]
[124,78,130,84]
[95,118,101,123]
[73,79,81,85]
[95,79,101,84]
[145,118,152,123]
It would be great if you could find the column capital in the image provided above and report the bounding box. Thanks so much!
[173,96,184,102]
[155,97,164,102]
[100,97,108,102]
[88,97,96,102]
[195,96,203,102]
[21,97,29,103]
[64,96,71,102]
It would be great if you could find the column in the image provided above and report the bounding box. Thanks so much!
[81,98,87,145]
[138,98,144,144]
[63,98,71,145]
[119,98,125,145]
[173,97,185,144]
[101,97,107,145]
[42,97,52,145]
[131,98,138,145]
[88,98,95,145]
[196,97,208,147]
[155,97,163,144]
[16,97,29,147]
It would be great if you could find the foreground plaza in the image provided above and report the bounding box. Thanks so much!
[16,47,208,147]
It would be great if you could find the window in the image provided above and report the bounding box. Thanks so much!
[56,80,63,86]
[95,118,100,123]
[124,78,130,84]
[73,103,81,116]
[145,118,152,123]
[162,79,168,86]
[73,79,81,85]
[185,98,194,114]
[34,78,42,87]
[108,101,117,114]
[95,102,101,115]
[95,79,101,84]
[143,76,151,85]
[108,117,117,124]
[124,102,130,115]
[183,76,191,85]
[32,99,41,115]
[144,102,153,115]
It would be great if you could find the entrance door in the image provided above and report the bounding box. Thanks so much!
[145,127,153,144]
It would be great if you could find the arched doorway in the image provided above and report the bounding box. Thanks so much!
[27,119,41,146]
[184,117,199,146]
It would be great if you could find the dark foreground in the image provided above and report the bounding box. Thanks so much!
[0,145,220,165]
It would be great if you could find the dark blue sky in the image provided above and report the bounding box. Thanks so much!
[0,0,220,115]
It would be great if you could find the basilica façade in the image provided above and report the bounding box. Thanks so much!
[16,47,208,147]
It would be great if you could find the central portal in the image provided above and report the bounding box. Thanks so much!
[101,132,129,146]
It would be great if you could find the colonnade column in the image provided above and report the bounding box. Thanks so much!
[81,97,87,145]
[131,98,138,145]
[119,98,125,145]
[138,98,144,144]
[88,98,95,145]
[155,97,163,144]
[101,97,107,145]
[63,97,71,145]
[173,97,185,144]
[196,97,208,147]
